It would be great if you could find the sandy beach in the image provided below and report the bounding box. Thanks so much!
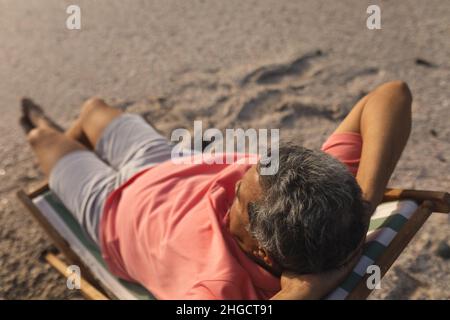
[0,0,449,299]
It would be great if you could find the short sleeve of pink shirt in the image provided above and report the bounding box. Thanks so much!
[99,132,363,300]
[321,132,362,176]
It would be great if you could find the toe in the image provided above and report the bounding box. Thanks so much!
[21,97,43,116]
[19,115,35,134]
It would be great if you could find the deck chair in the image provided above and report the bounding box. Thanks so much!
[17,184,450,300]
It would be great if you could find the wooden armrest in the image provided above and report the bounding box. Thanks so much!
[383,188,450,213]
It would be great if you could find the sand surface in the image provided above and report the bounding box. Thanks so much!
[0,0,449,299]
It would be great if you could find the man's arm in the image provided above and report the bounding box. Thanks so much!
[271,248,362,300]
[333,80,412,215]
[272,81,412,300]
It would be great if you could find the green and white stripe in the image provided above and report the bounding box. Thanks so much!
[326,200,418,300]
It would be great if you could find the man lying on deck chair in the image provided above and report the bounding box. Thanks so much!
[19,80,412,300]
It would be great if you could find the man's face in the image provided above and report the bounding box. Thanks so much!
[227,164,282,276]
[227,165,262,254]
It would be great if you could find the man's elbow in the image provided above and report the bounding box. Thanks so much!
[390,80,412,103]
[381,80,413,105]
[374,80,413,118]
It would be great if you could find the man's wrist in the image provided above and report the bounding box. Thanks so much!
[272,284,320,300]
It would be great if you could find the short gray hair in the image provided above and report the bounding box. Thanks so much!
[248,143,368,274]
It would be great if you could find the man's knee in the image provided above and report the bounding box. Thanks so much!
[80,97,108,118]
[79,97,121,127]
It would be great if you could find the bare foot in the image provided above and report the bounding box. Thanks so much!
[19,115,34,134]
[21,98,64,131]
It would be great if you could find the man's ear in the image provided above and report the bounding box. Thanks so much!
[250,240,275,267]
[252,246,282,276]
[256,247,274,267]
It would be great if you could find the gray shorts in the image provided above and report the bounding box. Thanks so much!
[49,114,173,245]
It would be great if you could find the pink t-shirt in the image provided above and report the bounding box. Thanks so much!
[99,132,362,299]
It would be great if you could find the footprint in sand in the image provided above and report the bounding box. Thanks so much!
[240,50,325,86]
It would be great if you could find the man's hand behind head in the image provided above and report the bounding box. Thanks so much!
[272,246,363,300]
